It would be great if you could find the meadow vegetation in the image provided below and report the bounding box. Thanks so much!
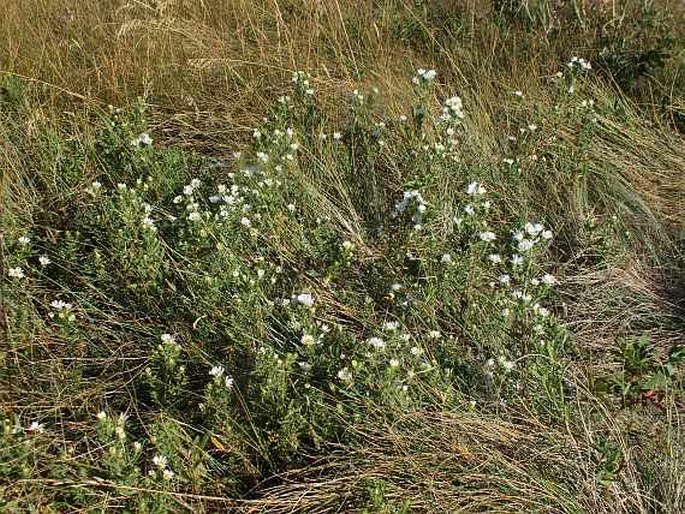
[1,0,684,512]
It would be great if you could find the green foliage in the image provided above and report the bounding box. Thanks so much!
[1,44,683,511]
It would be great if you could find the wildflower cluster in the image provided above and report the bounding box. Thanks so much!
[95,411,143,480]
[144,334,187,407]
[393,190,427,230]
[411,68,437,86]
[48,299,76,323]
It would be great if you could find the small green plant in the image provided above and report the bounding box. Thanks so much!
[144,334,188,408]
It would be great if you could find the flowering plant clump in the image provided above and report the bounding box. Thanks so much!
[3,46,673,512]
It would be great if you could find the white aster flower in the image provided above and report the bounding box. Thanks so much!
[337,367,352,382]
[295,293,315,308]
[131,132,153,147]
[209,365,225,378]
[50,299,73,311]
[18,236,31,246]
[27,421,45,433]
[153,455,168,469]
[383,321,400,331]
[368,337,386,349]
[466,181,486,196]
[142,216,156,231]
[8,267,25,279]
[479,231,496,242]
[301,333,316,346]
[541,273,557,285]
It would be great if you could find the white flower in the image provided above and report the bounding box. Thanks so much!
[567,56,592,71]
[502,158,514,165]
[513,90,525,98]
[441,253,453,265]
[466,181,486,196]
[487,254,502,264]
[224,376,234,388]
[541,273,557,285]
[527,124,538,131]
[464,204,475,216]
[389,358,400,368]
[479,231,496,242]
[532,304,550,317]
[499,274,511,285]
[240,217,252,228]
[541,230,553,240]
[50,299,73,311]
[153,455,168,469]
[131,132,153,147]
[410,346,422,356]
[38,255,51,266]
[442,96,465,120]
[209,365,225,378]
[295,293,315,308]
[524,222,544,236]
[390,283,402,292]
[333,131,342,140]
[368,337,385,349]
[27,421,45,433]
[160,333,176,344]
[97,411,107,420]
[428,330,442,339]
[337,367,352,382]
[383,321,400,331]
[412,68,437,85]
[287,203,296,212]
[301,333,316,346]
[398,114,407,122]
[162,468,175,480]
[142,216,156,231]
[8,267,25,279]
[87,181,102,195]
[18,236,31,246]
[188,211,202,222]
